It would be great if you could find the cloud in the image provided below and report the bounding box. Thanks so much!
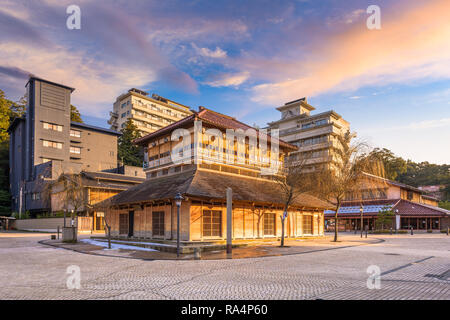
[0,1,199,114]
[192,43,227,58]
[326,8,365,26]
[248,0,450,105]
[204,71,250,88]
[405,118,450,130]
[0,9,52,46]
[0,66,32,80]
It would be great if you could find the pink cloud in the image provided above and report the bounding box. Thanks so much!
[247,0,450,105]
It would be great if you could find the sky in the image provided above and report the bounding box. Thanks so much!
[0,0,449,164]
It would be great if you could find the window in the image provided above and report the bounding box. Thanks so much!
[300,135,327,147]
[263,213,276,236]
[119,214,128,235]
[43,122,62,132]
[70,129,81,138]
[407,191,413,200]
[121,112,126,118]
[302,119,327,129]
[152,211,165,236]
[162,169,168,175]
[202,210,222,237]
[109,151,114,156]
[302,122,313,129]
[32,193,41,200]
[70,146,81,154]
[315,119,327,126]
[43,140,62,149]
[303,215,312,234]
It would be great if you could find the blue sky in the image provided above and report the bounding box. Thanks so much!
[0,0,449,164]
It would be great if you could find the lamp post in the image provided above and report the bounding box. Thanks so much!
[394,209,399,233]
[360,204,363,238]
[174,193,183,258]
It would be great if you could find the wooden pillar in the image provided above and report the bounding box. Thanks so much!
[226,188,232,254]
[200,201,204,241]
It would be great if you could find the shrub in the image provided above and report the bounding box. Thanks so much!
[11,211,30,219]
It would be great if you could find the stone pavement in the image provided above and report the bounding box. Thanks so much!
[0,232,448,299]
[40,234,381,260]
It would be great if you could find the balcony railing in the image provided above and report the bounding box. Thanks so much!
[143,147,283,171]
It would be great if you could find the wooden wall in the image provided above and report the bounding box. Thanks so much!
[189,202,324,241]
[105,200,324,241]
[106,201,190,240]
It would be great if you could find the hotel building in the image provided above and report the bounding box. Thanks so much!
[268,98,350,169]
[97,107,332,241]
[8,77,143,217]
[108,88,192,137]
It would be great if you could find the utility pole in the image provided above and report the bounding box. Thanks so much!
[19,186,23,219]
[226,187,232,254]
[360,205,363,238]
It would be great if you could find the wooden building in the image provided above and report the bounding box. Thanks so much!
[50,171,144,232]
[325,173,449,231]
[98,107,332,241]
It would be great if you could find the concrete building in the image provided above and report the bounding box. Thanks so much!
[268,98,350,169]
[108,88,192,137]
[8,77,140,215]
[96,107,332,241]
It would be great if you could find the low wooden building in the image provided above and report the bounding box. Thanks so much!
[98,107,332,241]
[100,168,330,240]
[51,171,144,232]
[325,173,449,231]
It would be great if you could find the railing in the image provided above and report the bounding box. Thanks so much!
[143,147,283,170]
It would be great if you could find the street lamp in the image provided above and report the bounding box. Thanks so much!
[174,192,183,258]
[394,209,399,233]
[360,204,363,238]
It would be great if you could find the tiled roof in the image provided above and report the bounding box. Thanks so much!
[362,172,423,193]
[133,107,297,150]
[82,171,145,183]
[324,199,449,217]
[393,200,450,217]
[97,168,332,209]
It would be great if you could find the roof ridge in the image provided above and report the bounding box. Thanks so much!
[198,106,235,120]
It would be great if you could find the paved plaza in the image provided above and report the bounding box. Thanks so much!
[0,232,448,300]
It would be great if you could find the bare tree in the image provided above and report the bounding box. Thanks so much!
[313,131,384,242]
[92,197,113,249]
[43,171,86,222]
[270,151,316,247]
